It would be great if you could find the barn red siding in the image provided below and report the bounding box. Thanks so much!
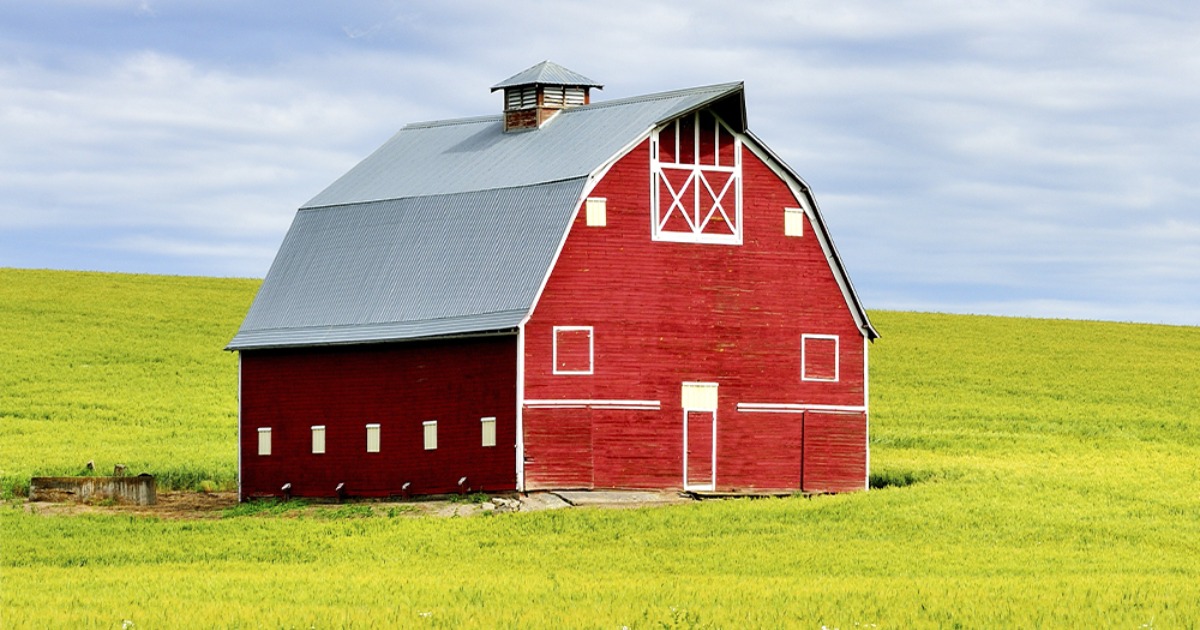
[802,411,868,493]
[523,130,867,492]
[240,335,517,499]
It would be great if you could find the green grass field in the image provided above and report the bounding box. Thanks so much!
[3,268,1199,627]
[0,268,256,494]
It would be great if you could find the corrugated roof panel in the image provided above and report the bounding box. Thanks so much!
[228,179,586,350]
[303,82,744,209]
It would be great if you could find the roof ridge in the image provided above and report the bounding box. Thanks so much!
[575,82,743,111]
[397,82,743,130]
[403,113,501,130]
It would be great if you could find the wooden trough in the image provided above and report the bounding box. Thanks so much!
[30,474,157,505]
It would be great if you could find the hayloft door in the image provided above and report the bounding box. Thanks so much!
[682,382,718,491]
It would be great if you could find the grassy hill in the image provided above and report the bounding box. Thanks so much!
[0,268,257,493]
[2,268,1198,627]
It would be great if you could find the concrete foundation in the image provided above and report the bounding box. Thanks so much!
[30,475,157,505]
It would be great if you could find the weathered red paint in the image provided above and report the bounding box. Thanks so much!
[801,411,868,493]
[522,118,868,492]
[239,335,517,499]
[237,104,869,498]
[686,411,715,487]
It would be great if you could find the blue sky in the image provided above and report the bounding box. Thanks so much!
[2,1,1198,326]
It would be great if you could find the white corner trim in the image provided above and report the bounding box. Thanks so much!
[863,335,871,490]
[237,354,242,500]
[515,325,526,491]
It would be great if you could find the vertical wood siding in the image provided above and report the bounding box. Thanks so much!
[524,123,868,492]
[240,335,517,498]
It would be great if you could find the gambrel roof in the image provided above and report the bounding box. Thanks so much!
[228,81,876,350]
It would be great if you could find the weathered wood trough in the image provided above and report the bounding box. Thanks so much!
[29,474,157,505]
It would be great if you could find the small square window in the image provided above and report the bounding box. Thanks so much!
[257,427,272,456]
[586,197,607,227]
[366,423,381,453]
[311,425,326,454]
[481,417,497,448]
[785,208,804,237]
[802,334,839,382]
[553,326,594,375]
[423,421,438,451]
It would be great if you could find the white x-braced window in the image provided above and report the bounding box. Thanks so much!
[650,109,742,245]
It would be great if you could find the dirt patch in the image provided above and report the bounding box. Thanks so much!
[25,491,238,519]
[22,490,698,520]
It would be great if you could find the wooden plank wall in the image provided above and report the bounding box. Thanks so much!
[240,335,518,498]
[523,126,868,492]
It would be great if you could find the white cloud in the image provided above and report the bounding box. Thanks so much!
[0,0,1197,324]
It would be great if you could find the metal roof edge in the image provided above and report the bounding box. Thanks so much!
[228,328,519,352]
[743,129,880,341]
[299,176,592,212]
[226,308,529,351]
[491,61,603,91]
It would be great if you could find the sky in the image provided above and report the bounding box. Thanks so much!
[2,1,1198,327]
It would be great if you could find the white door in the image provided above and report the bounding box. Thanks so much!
[681,382,718,491]
[684,409,715,490]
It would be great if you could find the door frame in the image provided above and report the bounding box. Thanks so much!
[683,408,716,491]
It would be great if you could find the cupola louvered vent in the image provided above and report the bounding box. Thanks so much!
[506,86,538,111]
[491,61,603,132]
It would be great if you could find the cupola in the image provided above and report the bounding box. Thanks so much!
[491,61,603,132]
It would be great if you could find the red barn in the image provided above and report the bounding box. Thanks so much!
[228,62,878,500]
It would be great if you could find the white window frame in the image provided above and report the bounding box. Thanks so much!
[552,325,594,375]
[650,111,743,245]
[801,334,840,382]
[784,207,805,237]
[366,423,381,453]
[480,416,497,448]
[257,427,271,456]
[311,425,326,455]
[423,420,438,451]
[586,197,607,227]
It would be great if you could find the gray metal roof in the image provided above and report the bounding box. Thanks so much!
[231,82,747,351]
[228,180,585,350]
[491,61,602,91]
[304,82,745,209]
[228,79,877,350]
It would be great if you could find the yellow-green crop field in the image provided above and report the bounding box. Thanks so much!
[2,267,1199,627]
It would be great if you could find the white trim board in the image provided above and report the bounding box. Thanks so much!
[523,399,661,410]
[736,402,866,414]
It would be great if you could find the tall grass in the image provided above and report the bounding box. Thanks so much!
[0,268,257,494]
[2,271,1199,626]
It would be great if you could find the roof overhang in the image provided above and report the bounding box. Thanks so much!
[654,82,746,133]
